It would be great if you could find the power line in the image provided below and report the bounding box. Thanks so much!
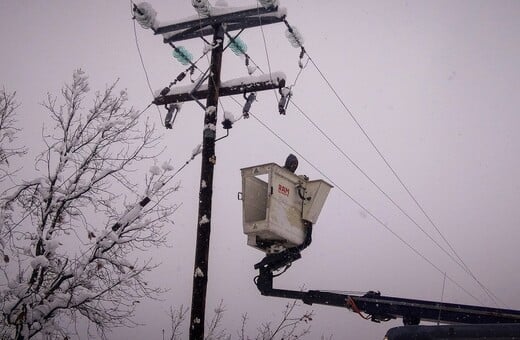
[224,31,266,75]
[288,99,493,299]
[132,18,155,98]
[291,100,447,243]
[227,18,473,293]
[254,9,496,303]
[255,11,501,306]
[297,47,502,306]
[244,109,485,306]
[227,94,481,304]
[133,1,496,307]
[256,2,280,106]
[132,13,165,124]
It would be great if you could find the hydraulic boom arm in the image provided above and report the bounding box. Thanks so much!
[254,250,520,326]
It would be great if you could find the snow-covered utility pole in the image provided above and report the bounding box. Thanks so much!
[133,2,287,339]
[189,23,223,340]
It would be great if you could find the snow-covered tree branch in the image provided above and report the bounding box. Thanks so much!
[0,70,179,339]
[166,300,314,340]
[0,89,26,184]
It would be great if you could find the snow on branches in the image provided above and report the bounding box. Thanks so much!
[0,89,26,183]
[0,70,178,339]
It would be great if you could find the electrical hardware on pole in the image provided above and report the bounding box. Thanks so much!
[135,2,289,339]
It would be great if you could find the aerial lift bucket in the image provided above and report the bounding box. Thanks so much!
[240,163,332,252]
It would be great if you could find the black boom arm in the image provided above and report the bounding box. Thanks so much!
[254,251,520,326]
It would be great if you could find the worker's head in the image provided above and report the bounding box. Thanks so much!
[284,154,298,173]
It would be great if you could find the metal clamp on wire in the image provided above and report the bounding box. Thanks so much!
[242,91,256,119]
[278,79,292,115]
[164,102,182,129]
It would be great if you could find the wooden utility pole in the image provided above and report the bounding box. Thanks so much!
[138,3,287,339]
[190,23,224,339]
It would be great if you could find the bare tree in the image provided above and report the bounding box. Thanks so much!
[254,300,313,340]
[205,300,230,340]
[0,70,179,339]
[167,305,189,340]
[0,89,26,184]
[166,300,314,340]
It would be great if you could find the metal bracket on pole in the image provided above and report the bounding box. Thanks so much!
[155,6,286,43]
[153,73,286,106]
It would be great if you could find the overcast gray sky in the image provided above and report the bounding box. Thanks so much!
[1,0,520,339]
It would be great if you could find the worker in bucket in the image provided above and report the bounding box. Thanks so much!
[283,154,298,173]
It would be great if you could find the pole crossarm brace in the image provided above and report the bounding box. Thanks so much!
[155,6,287,43]
[154,72,286,105]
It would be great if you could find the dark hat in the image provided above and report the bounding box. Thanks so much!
[284,154,298,173]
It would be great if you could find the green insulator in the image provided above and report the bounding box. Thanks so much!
[229,37,247,56]
[172,46,193,65]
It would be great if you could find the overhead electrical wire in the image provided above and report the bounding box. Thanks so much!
[309,53,471,270]
[132,0,498,306]
[133,1,222,127]
[299,51,502,307]
[132,19,155,98]
[251,10,498,306]
[225,31,265,75]
[266,13,502,307]
[288,100,503,304]
[236,104,485,306]
[256,1,281,107]
[227,102,480,304]
[241,26,462,277]
[131,4,168,127]
[256,6,462,279]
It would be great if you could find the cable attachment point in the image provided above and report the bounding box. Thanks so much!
[164,102,182,129]
[189,65,197,83]
[222,111,236,130]
[242,92,257,119]
[172,46,193,66]
[283,19,307,67]
[245,55,258,75]
[258,0,279,9]
[133,2,157,29]
[176,71,187,83]
[229,36,248,56]
[132,4,143,17]
[159,66,193,98]
[160,87,170,97]
[192,0,212,17]
[298,47,307,69]
[278,79,292,115]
